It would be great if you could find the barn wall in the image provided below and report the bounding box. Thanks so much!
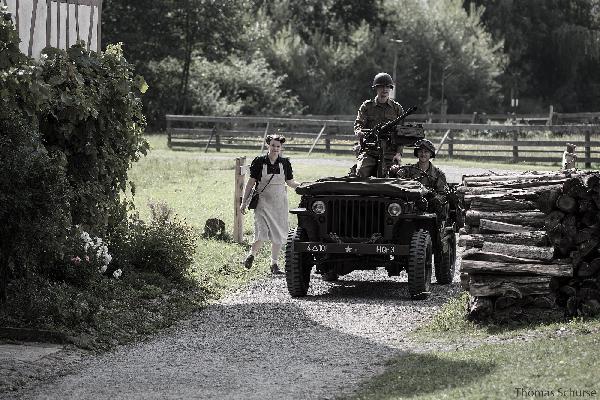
[4,0,102,59]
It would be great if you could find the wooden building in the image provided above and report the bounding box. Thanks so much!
[3,0,102,59]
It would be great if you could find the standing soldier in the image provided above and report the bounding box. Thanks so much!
[353,72,405,177]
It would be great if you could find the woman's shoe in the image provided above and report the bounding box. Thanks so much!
[271,264,284,275]
[244,254,254,269]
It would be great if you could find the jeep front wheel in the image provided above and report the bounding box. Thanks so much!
[407,229,432,300]
[285,227,312,297]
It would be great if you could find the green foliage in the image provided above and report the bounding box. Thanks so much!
[465,0,600,112]
[37,43,149,234]
[145,54,302,120]
[0,270,206,350]
[46,227,116,288]
[0,11,72,300]
[116,202,199,282]
[383,0,505,113]
[0,115,72,280]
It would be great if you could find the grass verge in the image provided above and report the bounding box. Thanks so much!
[349,292,600,400]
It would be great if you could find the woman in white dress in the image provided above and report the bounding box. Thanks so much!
[240,135,300,274]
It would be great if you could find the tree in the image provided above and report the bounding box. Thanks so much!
[103,0,252,126]
[463,0,600,112]
[383,0,505,113]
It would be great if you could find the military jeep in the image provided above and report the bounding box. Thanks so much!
[285,176,462,299]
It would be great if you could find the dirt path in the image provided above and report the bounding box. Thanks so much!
[2,162,526,399]
[7,266,462,400]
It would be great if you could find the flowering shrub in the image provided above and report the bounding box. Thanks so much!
[50,227,121,287]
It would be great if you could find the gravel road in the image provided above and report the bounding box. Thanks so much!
[5,265,463,400]
[2,162,524,400]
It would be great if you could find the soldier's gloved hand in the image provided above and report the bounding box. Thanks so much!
[389,164,401,178]
[355,129,366,142]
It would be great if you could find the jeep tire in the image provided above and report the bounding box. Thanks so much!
[407,229,432,300]
[285,227,312,297]
[435,231,456,284]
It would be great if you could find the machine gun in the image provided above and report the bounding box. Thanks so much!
[359,106,424,177]
[360,106,418,149]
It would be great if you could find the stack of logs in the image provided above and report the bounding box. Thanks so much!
[458,170,600,321]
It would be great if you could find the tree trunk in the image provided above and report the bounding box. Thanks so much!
[458,183,564,196]
[461,259,573,277]
[479,219,536,234]
[468,274,552,298]
[458,231,548,249]
[481,242,554,261]
[466,210,546,228]
[469,197,538,211]
[556,194,577,213]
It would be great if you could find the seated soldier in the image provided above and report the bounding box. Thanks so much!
[390,139,449,217]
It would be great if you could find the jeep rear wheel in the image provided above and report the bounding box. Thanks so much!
[285,227,312,297]
[435,232,456,284]
[407,229,432,300]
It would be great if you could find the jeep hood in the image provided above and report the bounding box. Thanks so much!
[296,176,430,199]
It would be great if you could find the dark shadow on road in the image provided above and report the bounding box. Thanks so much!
[350,351,496,399]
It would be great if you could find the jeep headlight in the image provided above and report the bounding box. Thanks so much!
[312,200,326,214]
[387,202,402,217]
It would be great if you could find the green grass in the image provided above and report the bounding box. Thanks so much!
[129,134,351,292]
[351,332,600,400]
[348,292,600,400]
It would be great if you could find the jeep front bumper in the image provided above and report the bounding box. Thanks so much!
[294,242,409,255]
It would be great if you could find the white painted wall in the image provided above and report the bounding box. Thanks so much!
[3,0,100,59]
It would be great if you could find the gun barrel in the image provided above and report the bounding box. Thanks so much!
[382,106,417,130]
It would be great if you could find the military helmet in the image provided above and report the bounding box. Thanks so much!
[371,72,394,89]
[413,139,436,158]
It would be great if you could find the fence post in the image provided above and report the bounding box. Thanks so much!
[261,121,270,152]
[308,123,327,155]
[447,131,454,158]
[215,123,221,152]
[585,129,591,168]
[512,130,519,163]
[233,157,246,244]
[547,105,554,126]
[325,132,331,153]
[166,117,172,148]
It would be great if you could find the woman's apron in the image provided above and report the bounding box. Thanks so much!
[253,162,288,244]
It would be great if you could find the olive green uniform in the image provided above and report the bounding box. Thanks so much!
[402,162,448,194]
[401,162,448,217]
[353,97,404,177]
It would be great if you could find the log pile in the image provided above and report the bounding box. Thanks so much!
[458,170,600,321]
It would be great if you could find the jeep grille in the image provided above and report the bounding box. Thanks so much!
[326,198,387,239]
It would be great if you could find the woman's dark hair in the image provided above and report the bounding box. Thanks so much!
[266,134,286,144]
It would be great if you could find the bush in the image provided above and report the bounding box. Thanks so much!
[110,202,198,282]
[46,227,118,288]
[144,53,302,127]
[38,43,149,237]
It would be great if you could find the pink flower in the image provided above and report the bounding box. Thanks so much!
[71,256,82,265]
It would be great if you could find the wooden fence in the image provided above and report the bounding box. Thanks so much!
[166,113,600,167]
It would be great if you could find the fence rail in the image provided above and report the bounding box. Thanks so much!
[166,113,600,167]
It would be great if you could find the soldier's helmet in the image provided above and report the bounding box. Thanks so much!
[371,72,394,89]
[413,139,436,158]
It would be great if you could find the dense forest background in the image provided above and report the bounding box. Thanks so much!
[102,0,600,128]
